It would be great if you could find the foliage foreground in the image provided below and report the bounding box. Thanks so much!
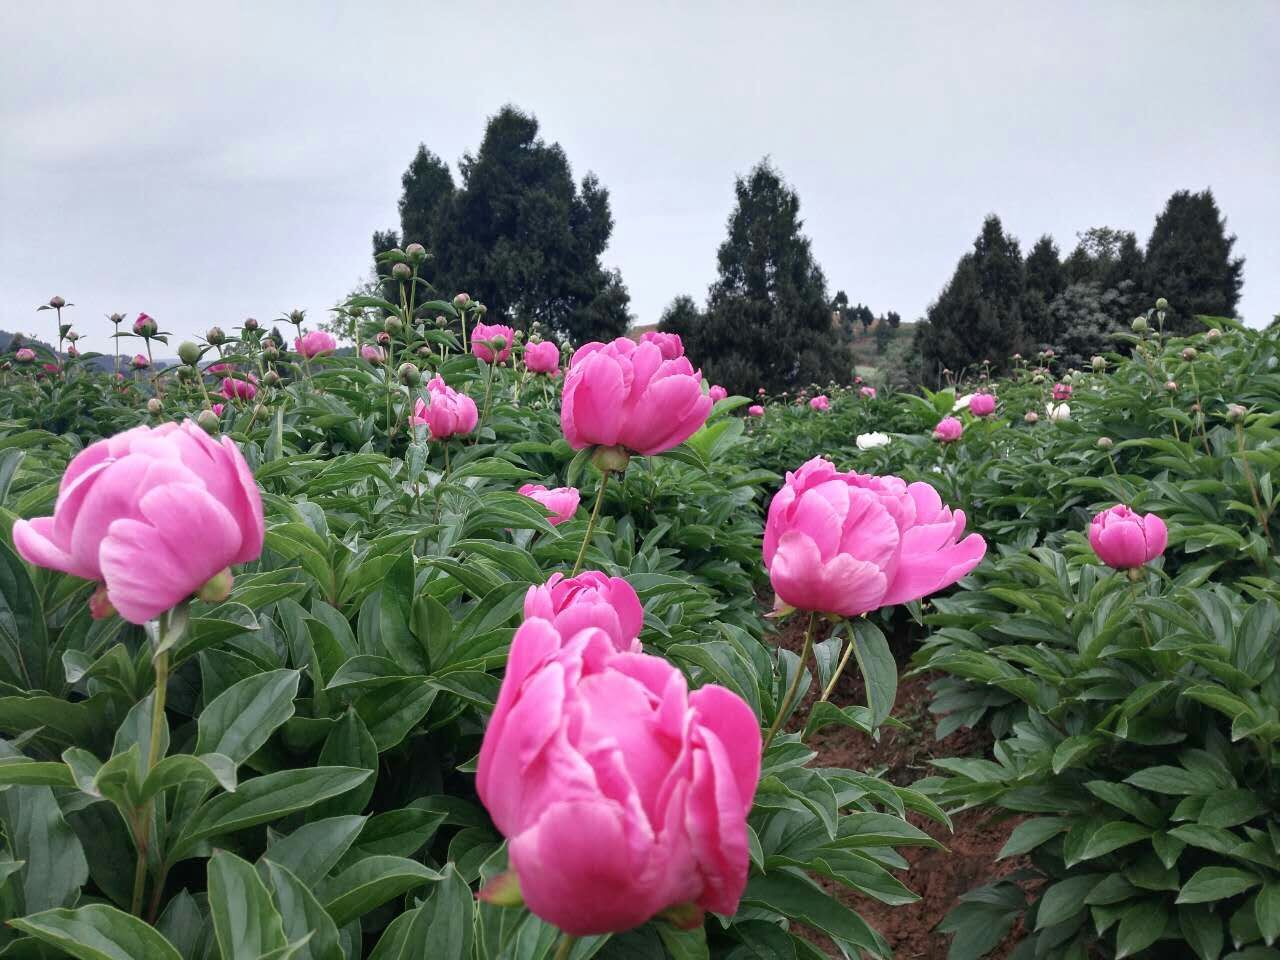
[0,287,1276,960]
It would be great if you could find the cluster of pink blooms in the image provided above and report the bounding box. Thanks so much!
[859,386,877,399]
[476,572,759,936]
[809,395,830,411]
[411,375,479,439]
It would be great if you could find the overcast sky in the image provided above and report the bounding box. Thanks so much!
[2,2,1277,354]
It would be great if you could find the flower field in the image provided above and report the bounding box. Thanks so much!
[0,280,1276,960]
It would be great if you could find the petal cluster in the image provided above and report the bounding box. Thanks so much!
[411,375,478,440]
[476,614,760,936]
[295,330,337,359]
[809,395,830,411]
[518,484,581,527]
[523,572,644,652]
[12,421,264,624]
[1088,505,1168,569]
[763,456,986,617]
[561,338,712,456]
[933,416,963,442]
[472,322,516,363]
[524,340,560,375]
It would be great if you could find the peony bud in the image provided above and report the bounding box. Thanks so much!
[591,445,632,473]
[405,242,427,261]
[178,341,202,366]
[435,315,447,328]
[197,567,234,604]
[1206,328,1221,342]
[1164,380,1178,392]
[385,317,403,335]
[206,326,226,346]
[392,262,412,280]
[375,331,392,346]
[397,362,421,387]
[1181,347,1197,362]
[1226,403,1247,423]
[65,330,80,342]
[146,398,162,414]
[264,370,281,386]
[1155,297,1168,311]
[453,292,471,309]
[243,317,259,331]
[1132,316,1149,333]
[49,296,65,308]
[1091,356,1106,372]
[108,313,125,324]
[1024,411,1039,424]
[197,409,220,434]
[1097,436,1113,450]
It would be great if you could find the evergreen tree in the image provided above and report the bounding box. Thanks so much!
[1144,189,1244,331]
[885,310,902,329]
[374,106,631,342]
[661,160,847,395]
[1023,235,1065,349]
[913,215,1026,386]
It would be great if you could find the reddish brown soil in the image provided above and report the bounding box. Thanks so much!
[773,615,1030,959]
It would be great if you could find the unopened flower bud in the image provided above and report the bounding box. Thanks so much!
[1032,374,1045,384]
[405,242,427,261]
[1164,380,1178,392]
[453,293,471,309]
[288,309,305,325]
[1132,316,1149,333]
[65,330,80,342]
[375,331,391,346]
[146,397,163,414]
[243,317,259,331]
[49,296,65,309]
[1206,328,1221,342]
[385,317,403,335]
[178,341,202,365]
[108,313,125,323]
[392,262,412,281]
[435,315,447,328]
[264,370,281,387]
[1091,356,1106,372]
[490,335,507,351]
[1097,436,1113,450]
[1024,411,1039,424]
[397,362,421,387]
[206,326,226,346]
[475,302,487,315]
[197,567,234,604]
[417,346,431,356]
[1191,402,1201,414]
[197,409,220,434]
[1181,347,1197,362]
[175,366,194,382]
[591,444,631,473]
[1226,403,1247,423]
[1155,297,1168,312]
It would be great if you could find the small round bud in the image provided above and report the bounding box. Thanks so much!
[146,398,162,415]
[417,346,431,356]
[108,312,125,323]
[397,362,421,387]
[1226,403,1247,423]
[206,326,226,346]
[1032,374,1045,384]
[490,335,507,351]
[1155,297,1168,312]
[197,568,234,604]
[197,409,219,433]
[591,445,631,473]
[175,366,194,382]
[1164,380,1178,392]
[513,330,524,342]
[435,315,447,328]
[1132,316,1149,333]
[65,330,80,342]
[1206,328,1221,342]
[1182,347,1197,362]
[1024,411,1039,424]
[178,341,202,365]
[264,370,281,387]
[405,242,427,261]
[243,317,259,331]
[375,331,391,346]
[385,317,403,335]
[392,262,412,281]
[1191,403,1201,414]
[475,302,487,315]
[49,296,65,308]
[1097,436,1113,450]
[66,345,79,358]
[1091,356,1106,373]
[288,309,306,325]
[453,292,471,308]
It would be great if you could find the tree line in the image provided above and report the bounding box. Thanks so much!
[370,104,1247,394]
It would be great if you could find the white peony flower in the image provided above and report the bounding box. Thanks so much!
[856,431,891,450]
[952,393,974,412]
[1046,402,1071,422]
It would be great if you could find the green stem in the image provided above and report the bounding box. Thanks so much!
[553,935,577,960]
[571,471,611,576]
[479,361,495,428]
[1236,421,1273,548]
[1128,572,1153,647]
[129,616,173,916]
[820,624,853,703]
[764,612,816,750]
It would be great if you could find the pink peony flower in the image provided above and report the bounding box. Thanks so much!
[472,322,515,363]
[131,354,149,370]
[748,405,765,417]
[132,313,157,336]
[207,363,233,375]
[294,330,337,359]
[220,373,258,401]
[933,416,963,442]
[211,403,225,417]
[763,456,986,618]
[360,344,386,366]
[859,386,877,399]
[708,384,728,403]
[475,617,760,936]
[639,331,684,360]
[523,571,644,652]
[1088,505,1168,570]
[810,395,830,411]
[524,340,560,375]
[1052,382,1073,402]
[15,348,35,363]
[561,338,712,457]
[969,393,997,417]
[410,375,478,439]
[12,421,264,624]
[517,484,581,527]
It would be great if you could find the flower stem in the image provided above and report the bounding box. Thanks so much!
[1236,421,1273,548]
[820,626,853,703]
[479,361,495,427]
[571,470,610,576]
[554,935,577,960]
[764,611,816,750]
[130,612,175,916]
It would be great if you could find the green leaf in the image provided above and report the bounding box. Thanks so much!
[263,815,367,886]
[139,753,237,802]
[196,669,300,765]
[10,904,182,960]
[1176,866,1260,904]
[423,864,474,960]
[1036,874,1100,929]
[319,855,443,927]
[741,871,885,955]
[261,859,344,960]
[208,850,289,960]
[850,619,896,730]
[1114,899,1168,958]
[1257,883,1280,945]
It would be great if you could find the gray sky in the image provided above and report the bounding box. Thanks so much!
[3,2,1277,354]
